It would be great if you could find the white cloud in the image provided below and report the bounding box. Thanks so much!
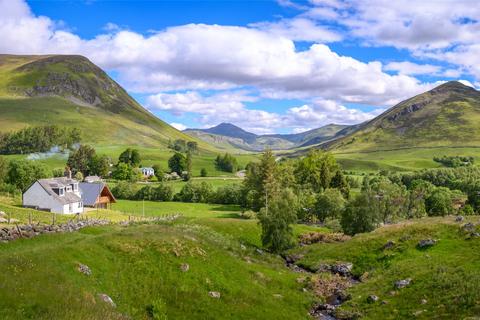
[0,0,431,108]
[384,61,441,76]
[305,0,480,50]
[250,17,341,43]
[170,122,187,131]
[148,91,383,134]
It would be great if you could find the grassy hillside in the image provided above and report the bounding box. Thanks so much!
[288,216,480,319]
[2,196,479,319]
[0,54,213,151]
[0,199,323,320]
[327,81,480,153]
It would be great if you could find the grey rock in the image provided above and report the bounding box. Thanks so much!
[455,215,465,222]
[180,263,190,272]
[383,240,395,250]
[462,223,476,232]
[367,295,379,303]
[209,291,221,298]
[98,294,116,308]
[421,299,428,305]
[471,232,480,238]
[78,263,92,276]
[395,278,412,289]
[331,263,353,276]
[417,239,437,249]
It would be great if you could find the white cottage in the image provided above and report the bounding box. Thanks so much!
[23,177,83,214]
[141,167,155,177]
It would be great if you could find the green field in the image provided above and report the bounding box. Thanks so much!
[333,146,480,172]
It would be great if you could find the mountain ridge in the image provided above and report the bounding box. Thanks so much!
[0,54,213,150]
[321,81,480,152]
[184,122,349,151]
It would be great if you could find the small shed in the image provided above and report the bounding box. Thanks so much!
[79,182,116,209]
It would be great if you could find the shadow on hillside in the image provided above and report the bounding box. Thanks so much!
[210,205,242,212]
[215,213,244,219]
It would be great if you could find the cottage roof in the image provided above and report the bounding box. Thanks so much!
[79,182,116,206]
[37,177,81,205]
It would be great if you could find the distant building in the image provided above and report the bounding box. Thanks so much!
[141,167,155,177]
[84,175,102,183]
[79,182,116,209]
[23,177,83,214]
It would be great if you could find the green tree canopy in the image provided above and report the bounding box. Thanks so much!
[314,188,346,222]
[168,153,187,175]
[7,159,49,191]
[257,188,298,253]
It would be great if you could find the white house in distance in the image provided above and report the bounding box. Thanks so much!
[141,167,155,178]
[23,177,83,214]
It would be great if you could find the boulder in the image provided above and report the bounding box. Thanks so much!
[180,263,190,272]
[417,239,437,249]
[455,215,464,222]
[98,294,116,308]
[367,295,379,303]
[0,218,8,223]
[78,264,92,276]
[394,278,412,289]
[383,240,395,250]
[462,223,476,232]
[209,291,221,299]
[331,263,353,276]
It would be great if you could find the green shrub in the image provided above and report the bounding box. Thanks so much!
[174,182,213,203]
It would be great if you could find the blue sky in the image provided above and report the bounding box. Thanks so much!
[2,0,478,133]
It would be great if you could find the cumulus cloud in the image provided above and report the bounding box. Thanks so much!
[147,91,382,134]
[384,61,441,76]
[250,17,342,43]
[0,0,431,108]
[4,0,463,133]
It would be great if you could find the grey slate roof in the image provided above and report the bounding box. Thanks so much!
[37,177,81,205]
[79,182,106,206]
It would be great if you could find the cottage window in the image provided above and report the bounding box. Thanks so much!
[59,188,65,196]
[66,186,72,192]
[73,183,78,192]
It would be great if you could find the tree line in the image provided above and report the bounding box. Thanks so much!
[0,125,81,155]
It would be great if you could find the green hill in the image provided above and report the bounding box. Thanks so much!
[327,81,480,153]
[0,54,211,150]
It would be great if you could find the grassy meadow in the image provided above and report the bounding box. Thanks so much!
[289,216,480,319]
[333,146,480,172]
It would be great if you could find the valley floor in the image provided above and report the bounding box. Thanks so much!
[0,200,479,319]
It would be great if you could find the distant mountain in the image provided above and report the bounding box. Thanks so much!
[200,123,258,144]
[184,123,349,151]
[0,54,211,150]
[323,81,480,152]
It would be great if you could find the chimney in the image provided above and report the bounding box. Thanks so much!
[65,166,72,179]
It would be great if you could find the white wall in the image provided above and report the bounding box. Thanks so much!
[23,182,84,214]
